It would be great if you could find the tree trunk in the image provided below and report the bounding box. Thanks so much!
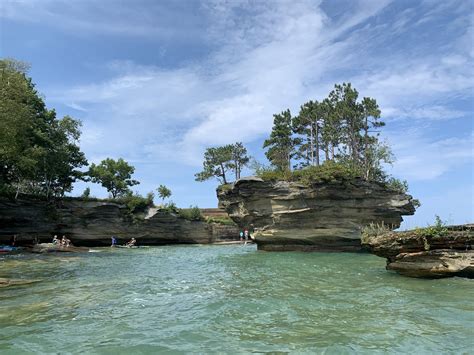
[220,163,228,184]
[309,123,314,166]
[364,115,369,180]
[315,123,320,166]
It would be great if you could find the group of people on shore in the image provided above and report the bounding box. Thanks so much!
[239,229,251,245]
[52,235,72,247]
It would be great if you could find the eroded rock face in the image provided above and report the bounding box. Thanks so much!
[217,177,416,251]
[0,198,239,246]
[362,225,474,278]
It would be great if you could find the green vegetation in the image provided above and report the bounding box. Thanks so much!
[195,142,250,183]
[263,109,297,171]
[252,83,414,195]
[361,216,450,246]
[179,206,203,221]
[116,192,154,214]
[159,201,178,214]
[81,187,91,199]
[88,158,139,198]
[414,215,449,238]
[0,59,87,199]
[204,216,236,226]
[157,184,172,203]
[361,222,392,244]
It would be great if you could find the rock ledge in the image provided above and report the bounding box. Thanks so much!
[217,177,416,251]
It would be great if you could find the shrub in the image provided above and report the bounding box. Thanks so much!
[414,215,448,238]
[161,201,178,214]
[179,205,203,221]
[205,216,236,225]
[81,187,91,199]
[116,192,154,214]
[361,222,392,244]
[385,177,409,193]
[256,161,359,184]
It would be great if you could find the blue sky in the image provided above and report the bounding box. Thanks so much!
[1,0,473,228]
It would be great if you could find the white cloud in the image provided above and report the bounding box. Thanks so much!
[34,0,473,179]
[389,132,474,181]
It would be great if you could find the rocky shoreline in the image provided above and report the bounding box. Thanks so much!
[362,224,473,278]
[0,197,239,246]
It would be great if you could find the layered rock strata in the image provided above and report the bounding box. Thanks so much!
[217,177,416,251]
[363,225,474,278]
[0,197,238,246]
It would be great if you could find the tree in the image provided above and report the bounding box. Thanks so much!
[361,97,383,179]
[0,58,87,198]
[88,158,139,198]
[293,100,325,167]
[230,142,250,180]
[263,109,298,171]
[195,145,233,184]
[157,184,172,202]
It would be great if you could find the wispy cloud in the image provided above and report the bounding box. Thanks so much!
[389,132,474,181]
[19,0,473,177]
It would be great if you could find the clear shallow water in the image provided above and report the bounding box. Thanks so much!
[0,245,473,354]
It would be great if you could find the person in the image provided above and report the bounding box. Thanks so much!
[125,237,136,247]
[239,231,244,243]
[61,235,71,247]
[10,235,17,247]
[52,235,59,245]
[244,229,249,245]
[111,236,117,247]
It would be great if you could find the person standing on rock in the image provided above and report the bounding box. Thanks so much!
[244,229,249,245]
[239,231,244,243]
[111,236,117,247]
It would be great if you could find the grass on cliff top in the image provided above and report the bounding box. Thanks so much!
[252,161,410,194]
[361,215,452,245]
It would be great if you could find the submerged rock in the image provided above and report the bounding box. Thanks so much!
[0,278,41,288]
[363,225,474,278]
[217,177,416,251]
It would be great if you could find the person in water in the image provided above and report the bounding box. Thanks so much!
[125,238,136,247]
[111,236,117,247]
[52,235,59,245]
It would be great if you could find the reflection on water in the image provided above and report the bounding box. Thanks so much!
[1,245,473,353]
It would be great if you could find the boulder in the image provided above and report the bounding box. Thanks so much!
[217,177,416,251]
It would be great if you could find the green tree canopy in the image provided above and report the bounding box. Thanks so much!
[88,158,139,198]
[0,58,87,198]
[263,109,298,171]
[195,145,233,184]
[230,142,250,180]
[157,184,172,202]
[195,143,250,184]
[262,83,393,182]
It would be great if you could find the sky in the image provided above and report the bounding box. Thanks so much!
[1,0,473,228]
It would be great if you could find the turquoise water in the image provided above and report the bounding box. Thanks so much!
[0,245,473,354]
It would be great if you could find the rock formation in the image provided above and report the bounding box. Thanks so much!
[362,225,474,278]
[0,197,238,246]
[217,177,416,251]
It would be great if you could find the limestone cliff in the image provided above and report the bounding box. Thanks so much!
[0,197,238,246]
[217,177,416,251]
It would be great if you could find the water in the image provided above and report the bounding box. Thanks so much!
[0,245,473,354]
